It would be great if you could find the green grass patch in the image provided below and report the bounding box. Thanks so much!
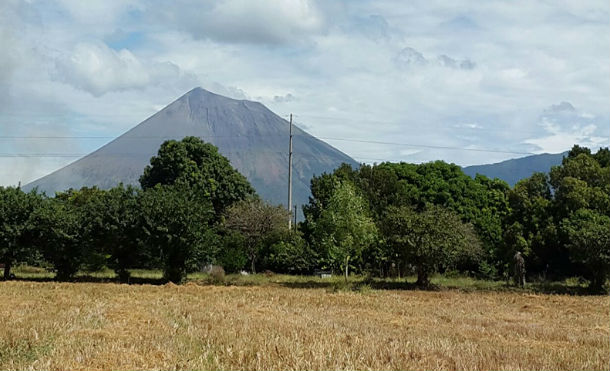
[6,265,602,294]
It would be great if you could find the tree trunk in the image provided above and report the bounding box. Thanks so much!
[3,260,11,280]
[251,257,256,274]
[416,265,429,288]
[590,275,604,293]
[344,255,350,283]
[116,268,130,283]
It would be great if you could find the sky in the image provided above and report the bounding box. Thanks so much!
[1,0,609,186]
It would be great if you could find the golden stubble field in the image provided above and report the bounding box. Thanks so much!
[0,281,608,370]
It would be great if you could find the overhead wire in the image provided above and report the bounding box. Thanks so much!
[0,111,542,160]
[0,132,536,158]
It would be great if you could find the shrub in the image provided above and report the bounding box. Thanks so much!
[209,265,225,284]
[260,231,317,274]
[216,231,248,273]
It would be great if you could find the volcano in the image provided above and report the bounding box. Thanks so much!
[23,88,358,209]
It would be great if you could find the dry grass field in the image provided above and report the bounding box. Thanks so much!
[0,280,608,371]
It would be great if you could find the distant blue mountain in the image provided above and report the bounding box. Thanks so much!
[462,152,567,186]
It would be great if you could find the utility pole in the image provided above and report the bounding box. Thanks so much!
[288,114,293,230]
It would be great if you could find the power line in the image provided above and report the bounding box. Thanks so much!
[0,135,287,139]
[0,133,534,156]
[0,150,290,158]
[316,137,534,155]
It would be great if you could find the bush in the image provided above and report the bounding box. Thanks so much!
[216,231,248,273]
[209,265,225,284]
[260,231,317,274]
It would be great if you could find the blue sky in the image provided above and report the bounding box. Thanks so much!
[1,0,609,186]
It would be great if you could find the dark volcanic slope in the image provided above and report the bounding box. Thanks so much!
[24,88,358,208]
[462,151,567,186]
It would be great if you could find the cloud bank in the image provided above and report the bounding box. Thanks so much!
[0,0,608,186]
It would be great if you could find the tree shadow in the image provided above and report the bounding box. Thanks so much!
[529,281,604,296]
[278,279,422,291]
[9,275,166,285]
[6,274,606,295]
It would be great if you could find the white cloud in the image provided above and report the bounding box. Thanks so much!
[150,0,325,45]
[1,0,609,186]
[53,42,199,96]
[523,102,609,153]
[55,0,143,28]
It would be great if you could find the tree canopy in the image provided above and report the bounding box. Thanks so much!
[0,187,42,279]
[140,136,255,215]
[381,205,481,286]
[308,180,378,280]
[224,198,288,273]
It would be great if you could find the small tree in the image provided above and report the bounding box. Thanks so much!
[79,185,142,282]
[0,187,43,279]
[561,209,610,291]
[260,230,317,274]
[139,184,215,283]
[216,231,248,273]
[312,181,378,281]
[382,205,481,287]
[29,197,84,280]
[224,198,288,273]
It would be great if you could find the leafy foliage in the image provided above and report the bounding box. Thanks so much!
[215,231,248,273]
[29,197,85,280]
[2,141,608,291]
[0,187,43,279]
[77,185,142,281]
[140,136,255,215]
[309,181,378,280]
[381,205,481,287]
[139,184,215,283]
[224,198,288,273]
[561,209,610,291]
[260,231,317,274]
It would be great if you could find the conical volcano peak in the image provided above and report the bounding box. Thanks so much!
[23,88,357,210]
[180,87,232,107]
[185,86,220,98]
[178,87,265,114]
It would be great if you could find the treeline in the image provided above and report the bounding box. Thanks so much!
[1,138,608,290]
[301,144,609,289]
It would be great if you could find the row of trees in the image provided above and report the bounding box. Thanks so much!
[0,137,289,283]
[301,145,609,289]
[1,138,608,289]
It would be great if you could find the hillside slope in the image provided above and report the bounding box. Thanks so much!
[462,152,567,186]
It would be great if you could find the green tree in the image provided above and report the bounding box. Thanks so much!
[224,198,288,273]
[561,209,610,291]
[139,184,215,283]
[29,197,84,280]
[311,181,378,281]
[259,230,316,274]
[81,185,142,282]
[140,136,255,215]
[317,161,509,277]
[593,147,610,168]
[215,231,248,273]
[0,187,43,279]
[58,187,108,272]
[506,173,558,275]
[381,205,481,287]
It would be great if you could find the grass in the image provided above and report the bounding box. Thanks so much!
[1,273,608,370]
[8,264,600,295]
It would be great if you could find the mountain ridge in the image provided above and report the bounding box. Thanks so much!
[462,151,567,186]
